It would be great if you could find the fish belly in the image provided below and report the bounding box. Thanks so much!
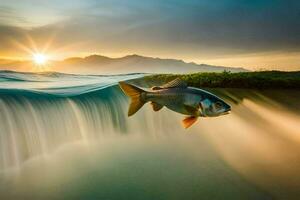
[165,104,192,115]
[146,90,199,116]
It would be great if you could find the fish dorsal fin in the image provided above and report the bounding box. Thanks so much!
[161,78,187,89]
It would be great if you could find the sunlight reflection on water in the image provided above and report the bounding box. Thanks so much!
[0,72,300,199]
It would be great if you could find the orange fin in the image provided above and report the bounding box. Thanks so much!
[119,82,146,116]
[151,102,163,111]
[182,116,198,129]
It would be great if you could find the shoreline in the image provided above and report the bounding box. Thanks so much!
[143,71,300,89]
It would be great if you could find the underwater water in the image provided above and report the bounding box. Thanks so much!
[0,71,300,200]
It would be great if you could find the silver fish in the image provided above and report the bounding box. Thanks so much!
[119,78,231,128]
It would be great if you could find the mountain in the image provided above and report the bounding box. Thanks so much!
[0,54,247,74]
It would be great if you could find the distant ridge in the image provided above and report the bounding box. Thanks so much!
[0,54,248,74]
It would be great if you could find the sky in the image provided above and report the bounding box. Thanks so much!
[0,0,300,70]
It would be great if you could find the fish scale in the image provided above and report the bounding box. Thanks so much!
[119,78,231,128]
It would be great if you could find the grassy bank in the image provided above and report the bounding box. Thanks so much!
[145,71,300,89]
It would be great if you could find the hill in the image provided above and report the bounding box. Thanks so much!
[0,54,247,74]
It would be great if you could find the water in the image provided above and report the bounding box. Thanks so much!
[0,71,299,199]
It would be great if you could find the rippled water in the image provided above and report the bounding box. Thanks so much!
[0,71,299,199]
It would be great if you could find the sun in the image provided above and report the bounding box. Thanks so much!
[33,53,48,65]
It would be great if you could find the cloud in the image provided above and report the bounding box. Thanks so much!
[0,6,29,26]
[0,0,300,68]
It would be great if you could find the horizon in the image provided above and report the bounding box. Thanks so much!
[0,53,250,74]
[0,0,299,71]
[2,53,300,73]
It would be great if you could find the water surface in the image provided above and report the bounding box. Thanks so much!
[0,71,299,199]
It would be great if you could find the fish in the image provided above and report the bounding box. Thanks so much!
[119,78,231,129]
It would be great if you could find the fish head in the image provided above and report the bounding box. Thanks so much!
[200,97,231,117]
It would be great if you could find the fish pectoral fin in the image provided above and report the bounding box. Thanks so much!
[184,105,198,115]
[182,116,198,129]
[151,102,163,111]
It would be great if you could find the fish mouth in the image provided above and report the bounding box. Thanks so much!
[221,108,231,115]
[222,111,230,115]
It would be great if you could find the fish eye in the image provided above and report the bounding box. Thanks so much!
[215,102,223,109]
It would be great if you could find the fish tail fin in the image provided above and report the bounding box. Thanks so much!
[182,116,198,129]
[119,82,146,116]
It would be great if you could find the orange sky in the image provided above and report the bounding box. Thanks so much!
[0,0,300,71]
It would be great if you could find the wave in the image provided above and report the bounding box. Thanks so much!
[1,71,300,199]
[0,71,147,169]
[0,70,145,97]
